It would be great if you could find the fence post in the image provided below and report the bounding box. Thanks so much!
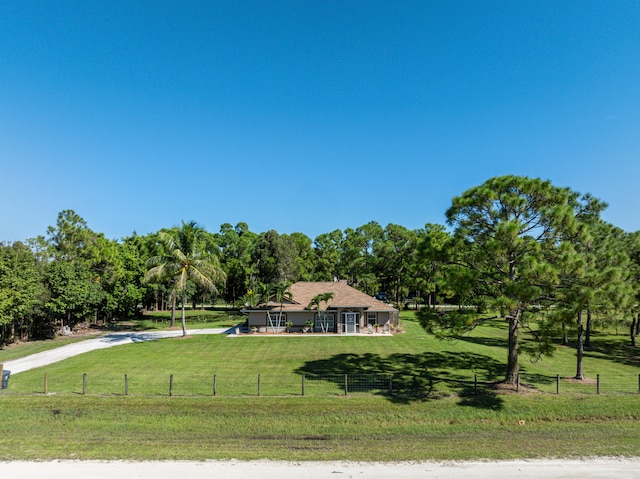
[596,374,600,394]
[344,374,348,396]
[474,374,477,395]
[556,374,560,395]
[82,373,87,395]
[125,374,129,396]
[44,373,48,395]
[213,374,217,397]
[258,373,261,396]
[169,374,174,396]
[302,374,305,396]
[389,374,393,396]
[516,373,520,393]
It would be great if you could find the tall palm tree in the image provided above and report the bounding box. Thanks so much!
[307,292,335,332]
[145,221,226,336]
[255,282,274,331]
[272,282,292,334]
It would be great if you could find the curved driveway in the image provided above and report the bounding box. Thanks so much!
[3,328,231,375]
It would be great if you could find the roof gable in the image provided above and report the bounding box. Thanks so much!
[273,281,397,312]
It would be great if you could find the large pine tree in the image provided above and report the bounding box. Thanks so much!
[432,175,584,383]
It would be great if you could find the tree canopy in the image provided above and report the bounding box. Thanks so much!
[2,173,639,392]
[419,176,615,383]
[145,221,226,336]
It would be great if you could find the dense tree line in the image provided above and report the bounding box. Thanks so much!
[0,211,431,345]
[1,176,639,384]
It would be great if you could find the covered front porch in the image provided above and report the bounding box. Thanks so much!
[245,307,398,334]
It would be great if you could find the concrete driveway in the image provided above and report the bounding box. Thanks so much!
[2,328,231,375]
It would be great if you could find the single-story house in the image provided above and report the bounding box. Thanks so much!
[243,281,399,334]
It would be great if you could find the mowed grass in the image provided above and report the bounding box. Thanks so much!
[1,311,640,460]
[1,395,639,461]
[5,312,638,397]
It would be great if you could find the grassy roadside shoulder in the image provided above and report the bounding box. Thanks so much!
[1,394,639,461]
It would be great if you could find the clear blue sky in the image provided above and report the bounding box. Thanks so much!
[2,1,639,242]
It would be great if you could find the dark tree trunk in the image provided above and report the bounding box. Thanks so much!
[631,317,637,347]
[585,309,592,347]
[19,320,28,341]
[505,261,520,385]
[576,311,585,380]
[506,312,520,384]
[429,284,437,309]
[562,322,569,346]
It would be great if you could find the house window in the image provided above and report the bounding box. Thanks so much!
[367,312,377,325]
[315,313,335,332]
[267,313,287,329]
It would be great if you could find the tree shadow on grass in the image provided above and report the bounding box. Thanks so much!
[295,351,506,409]
[450,335,508,350]
[584,338,640,368]
[459,329,640,373]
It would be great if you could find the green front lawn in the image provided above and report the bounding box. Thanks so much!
[4,312,639,397]
[1,311,639,461]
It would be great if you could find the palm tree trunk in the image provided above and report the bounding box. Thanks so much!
[181,290,187,336]
[276,304,284,335]
[170,294,176,328]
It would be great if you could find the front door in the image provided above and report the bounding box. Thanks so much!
[343,312,358,334]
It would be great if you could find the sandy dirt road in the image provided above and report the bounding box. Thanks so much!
[2,459,640,479]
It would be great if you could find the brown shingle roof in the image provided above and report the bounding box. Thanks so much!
[265,281,397,312]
